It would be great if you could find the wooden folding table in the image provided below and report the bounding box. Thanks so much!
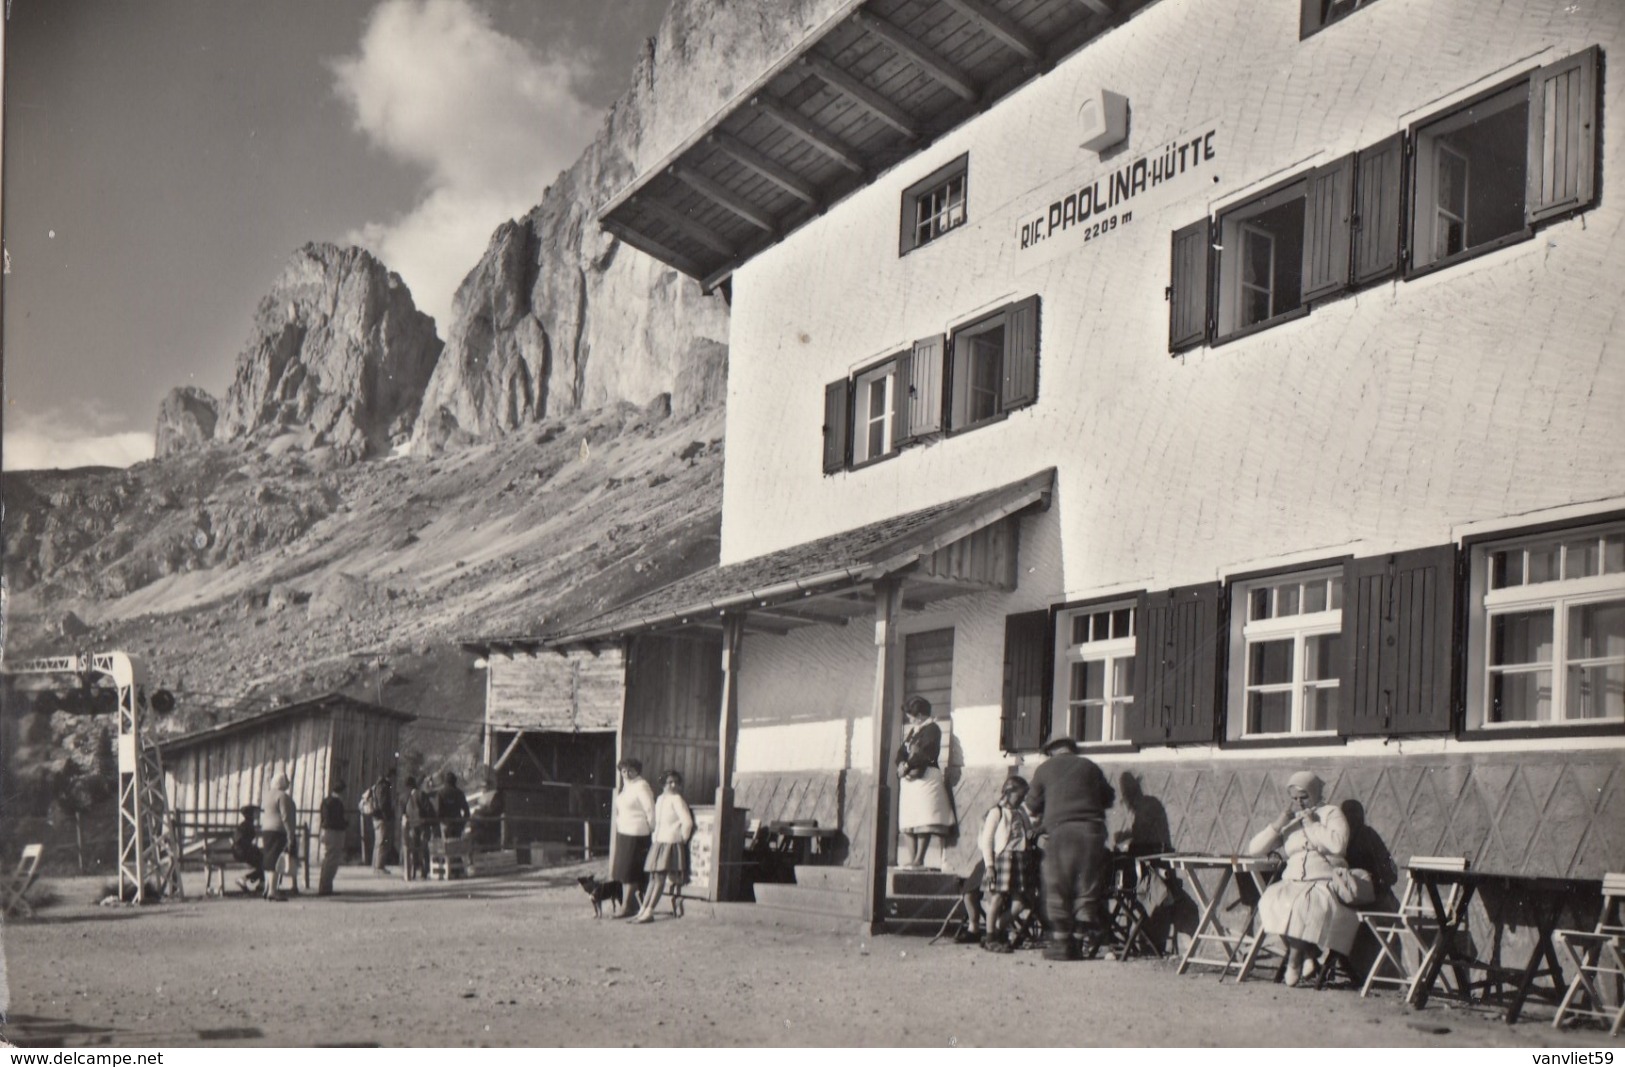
[1147,853,1281,981]
[1407,867,1603,1024]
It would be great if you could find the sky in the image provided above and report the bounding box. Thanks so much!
[1,0,670,471]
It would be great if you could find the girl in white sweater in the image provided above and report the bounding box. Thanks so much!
[634,770,696,923]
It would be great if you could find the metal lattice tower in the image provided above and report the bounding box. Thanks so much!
[5,652,181,902]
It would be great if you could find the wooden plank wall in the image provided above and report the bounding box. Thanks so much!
[487,649,625,733]
[918,518,1017,589]
[163,709,403,851]
[622,635,722,802]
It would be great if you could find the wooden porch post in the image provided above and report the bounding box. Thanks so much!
[481,651,495,767]
[864,578,904,931]
[710,613,745,902]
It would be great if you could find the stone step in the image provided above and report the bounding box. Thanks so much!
[753,882,865,918]
[884,895,960,922]
[792,865,865,893]
[888,868,961,896]
[709,901,868,936]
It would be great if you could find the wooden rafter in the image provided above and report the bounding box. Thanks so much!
[939,0,1040,63]
[747,606,850,628]
[635,198,739,258]
[852,10,978,102]
[708,131,820,205]
[669,164,778,234]
[800,53,921,140]
[1071,0,1114,15]
[751,93,865,174]
[600,219,711,278]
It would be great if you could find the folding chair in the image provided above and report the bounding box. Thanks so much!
[1103,852,1162,961]
[1,844,45,920]
[1359,855,1469,998]
[1552,872,1625,1035]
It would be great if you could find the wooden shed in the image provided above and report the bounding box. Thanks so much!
[159,693,413,850]
[468,641,625,850]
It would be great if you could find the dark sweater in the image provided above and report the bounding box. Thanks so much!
[1027,753,1113,831]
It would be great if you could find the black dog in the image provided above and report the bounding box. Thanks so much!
[578,875,623,919]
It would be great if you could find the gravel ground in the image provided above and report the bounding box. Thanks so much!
[1,864,1620,1048]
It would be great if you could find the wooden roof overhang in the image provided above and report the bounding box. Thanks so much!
[542,469,1055,649]
[599,0,1151,289]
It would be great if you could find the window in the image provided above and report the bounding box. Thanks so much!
[1171,155,1354,351]
[821,335,945,475]
[1055,603,1135,745]
[1228,571,1343,738]
[1169,47,1599,352]
[851,363,896,465]
[1300,0,1380,38]
[1410,82,1528,271]
[947,296,1039,432]
[899,154,968,255]
[1216,179,1308,338]
[1408,47,1600,274]
[1467,523,1625,729]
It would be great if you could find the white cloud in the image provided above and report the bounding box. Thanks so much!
[3,408,154,470]
[332,0,602,328]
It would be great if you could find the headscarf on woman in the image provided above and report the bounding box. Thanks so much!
[1287,771,1324,804]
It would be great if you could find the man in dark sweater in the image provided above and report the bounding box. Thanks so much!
[1026,730,1115,960]
[317,779,348,896]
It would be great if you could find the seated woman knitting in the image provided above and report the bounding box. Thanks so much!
[1246,770,1359,987]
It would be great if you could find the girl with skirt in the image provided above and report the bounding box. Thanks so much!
[634,770,695,923]
[975,775,1038,952]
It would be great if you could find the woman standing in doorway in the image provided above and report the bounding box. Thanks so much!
[896,696,956,869]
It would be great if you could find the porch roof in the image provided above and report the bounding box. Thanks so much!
[598,0,1152,289]
[546,467,1055,645]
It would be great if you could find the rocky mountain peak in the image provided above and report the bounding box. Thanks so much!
[154,386,219,458]
[216,242,442,464]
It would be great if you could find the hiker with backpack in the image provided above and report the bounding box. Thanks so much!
[401,775,436,880]
[360,770,396,875]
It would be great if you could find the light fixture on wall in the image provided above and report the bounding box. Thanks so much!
[1079,89,1129,155]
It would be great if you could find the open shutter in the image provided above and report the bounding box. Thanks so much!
[1352,132,1405,285]
[891,354,911,450]
[1131,583,1222,745]
[1527,46,1600,226]
[901,334,944,443]
[1340,544,1457,737]
[1001,610,1051,752]
[1002,296,1040,412]
[948,331,972,429]
[1168,219,1211,353]
[1302,152,1355,302]
[821,378,850,474]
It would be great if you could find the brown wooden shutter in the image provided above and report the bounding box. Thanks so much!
[948,330,973,429]
[1302,152,1355,303]
[1168,219,1210,353]
[1001,610,1051,752]
[1352,132,1405,285]
[1527,46,1600,226]
[1131,583,1222,745]
[1340,544,1458,737]
[901,334,944,442]
[891,353,911,450]
[1002,295,1040,412]
[1298,0,1325,37]
[821,378,850,474]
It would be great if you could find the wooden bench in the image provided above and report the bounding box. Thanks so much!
[178,829,239,898]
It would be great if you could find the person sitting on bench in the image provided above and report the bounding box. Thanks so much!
[232,804,265,895]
